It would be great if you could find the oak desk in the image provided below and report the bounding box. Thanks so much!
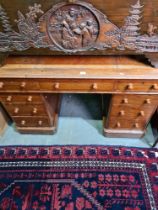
[0,55,158,138]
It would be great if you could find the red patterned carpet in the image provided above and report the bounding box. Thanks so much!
[0,146,157,210]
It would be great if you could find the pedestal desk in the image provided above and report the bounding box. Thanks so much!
[1,0,158,138]
[0,55,158,138]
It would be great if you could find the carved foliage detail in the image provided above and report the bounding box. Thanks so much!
[0,0,158,53]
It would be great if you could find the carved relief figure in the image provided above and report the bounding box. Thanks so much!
[47,5,99,51]
[80,20,98,47]
[61,8,81,49]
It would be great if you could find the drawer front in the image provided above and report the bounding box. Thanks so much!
[0,94,44,104]
[0,80,40,92]
[13,117,51,127]
[109,106,157,120]
[3,104,48,117]
[112,95,158,107]
[39,80,114,92]
[107,118,146,130]
[116,81,158,92]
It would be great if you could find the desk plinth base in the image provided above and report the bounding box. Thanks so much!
[16,126,57,135]
[104,128,145,139]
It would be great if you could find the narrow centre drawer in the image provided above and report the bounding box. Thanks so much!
[39,79,115,92]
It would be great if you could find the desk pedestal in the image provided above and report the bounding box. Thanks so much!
[104,94,158,138]
[0,94,60,134]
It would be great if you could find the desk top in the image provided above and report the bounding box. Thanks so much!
[0,56,158,80]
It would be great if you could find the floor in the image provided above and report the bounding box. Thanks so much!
[0,94,156,148]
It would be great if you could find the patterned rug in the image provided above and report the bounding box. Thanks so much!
[0,146,157,210]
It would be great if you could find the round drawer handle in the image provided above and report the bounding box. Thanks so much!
[145,99,151,104]
[119,110,125,116]
[14,107,19,114]
[6,96,12,102]
[122,98,128,104]
[33,108,38,114]
[134,123,139,128]
[21,82,26,88]
[21,120,26,126]
[38,120,43,126]
[54,83,60,89]
[152,84,158,90]
[92,83,98,90]
[0,82,4,89]
[126,83,134,90]
[116,122,121,128]
[27,96,33,102]
[139,110,145,117]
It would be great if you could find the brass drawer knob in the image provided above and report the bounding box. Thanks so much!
[38,120,43,126]
[139,110,145,117]
[33,108,38,114]
[116,122,121,128]
[122,98,128,104]
[27,96,33,102]
[119,110,125,116]
[54,83,60,89]
[14,107,19,114]
[126,83,134,90]
[21,120,26,126]
[152,84,158,90]
[145,99,151,104]
[0,82,4,89]
[92,83,98,90]
[21,82,26,88]
[6,96,12,102]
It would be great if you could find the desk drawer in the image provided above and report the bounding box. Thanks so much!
[3,104,48,117]
[39,80,114,92]
[112,95,158,107]
[107,118,146,130]
[109,106,157,121]
[13,117,51,127]
[116,81,158,92]
[0,94,44,104]
[0,80,40,92]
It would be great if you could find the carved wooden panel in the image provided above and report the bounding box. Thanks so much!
[0,0,158,53]
[43,3,99,52]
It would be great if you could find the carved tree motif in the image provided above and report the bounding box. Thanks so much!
[121,0,143,50]
[0,5,13,33]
